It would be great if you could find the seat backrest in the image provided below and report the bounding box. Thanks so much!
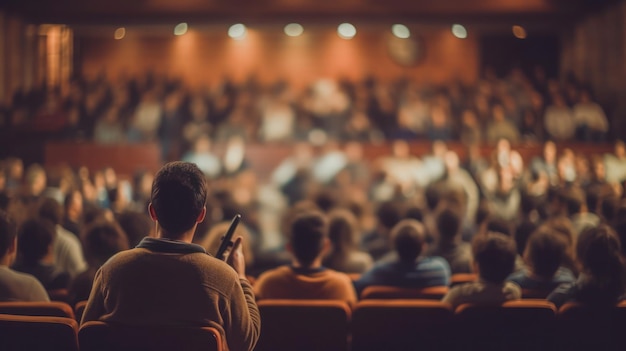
[360,285,449,300]
[79,321,223,351]
[0,314,78,351]
[558,301,626,351]
[0,301,74,319]
[449,273,477,287]
[74,300,87,322]
[347,273,361,282]
[352,299,453,351]
[47,288,70,303]
[521,288,552,299]
[255,299,351,351]
[455,300,557,351]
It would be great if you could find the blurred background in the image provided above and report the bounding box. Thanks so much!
[1,0,626,273]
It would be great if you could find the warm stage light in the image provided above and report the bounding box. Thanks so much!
[392,24,410,39]
[284,23,304,37]
[174,23,188,36]
[451,24,467,39]
[512,25,527,39]
[337,23,356,39]
[228,23,247,40]
[114,27,125,40]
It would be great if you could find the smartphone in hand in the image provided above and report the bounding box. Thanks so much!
[215,214,241,260]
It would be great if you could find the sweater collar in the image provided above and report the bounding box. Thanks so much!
[136,237,207,255]
[290,265,326,275]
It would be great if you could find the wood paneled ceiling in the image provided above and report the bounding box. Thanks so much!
[1,0,619,24]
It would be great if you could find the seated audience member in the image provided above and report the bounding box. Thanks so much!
[559,187,600,235]
[18,163,47,209]
[548,225,626,308]
[323,209,373,274]
[63,189,84,237]
[508,229,575,292]
[485,105,520,145]
[182,135,222,179]
[115,211,153,248]
[573,90,608,142]
[38,198,87,278]
[540,217,579,274]
[354,220,451,295]
[254,210,358,304]
[81,162,260,351]
[442,232,521,309]
[543,95,575,141]
[93,106,126,144]
[13,219,70,290]
[0,211,49,301]
[68,220,129,304]
[362,201,404,261]
[427,208,472,274]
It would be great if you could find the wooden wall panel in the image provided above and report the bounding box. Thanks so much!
[560,1,626,140]
[78,26,479,88]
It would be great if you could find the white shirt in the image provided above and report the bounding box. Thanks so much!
[53,225,87,279]
[544,106,575,140]
[573,102,608,132]
[0,265,50,302]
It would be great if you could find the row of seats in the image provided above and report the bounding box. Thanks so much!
[256,299,626,351]
[0,314,222,351]
[1,299,625,351]
[0,301,222,351]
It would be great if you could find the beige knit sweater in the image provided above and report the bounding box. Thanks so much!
[81,243,260,351]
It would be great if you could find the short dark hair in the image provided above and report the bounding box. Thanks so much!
[437,208,461,243]
[0,211,17,258]
[116,211,153,247]
[575,225,625,302]
[289,211,328,267]
[18,219,56,263]
[376,201,404,231]
[38,197,63,225]
[327,209,358,253]
[472,232,517,283]
[514,221,538,256]
[392,219,426,262]
[525,229,568,279]
[150,162,207,238]
[561,187,585,216]
[486,218,512,237]
[83,220,129,267]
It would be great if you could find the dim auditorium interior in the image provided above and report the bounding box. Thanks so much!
[1,0,626,350]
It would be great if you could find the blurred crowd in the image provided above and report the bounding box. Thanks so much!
[1,134,626,294]
[0,64,623,307]
[0,66,610,162]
